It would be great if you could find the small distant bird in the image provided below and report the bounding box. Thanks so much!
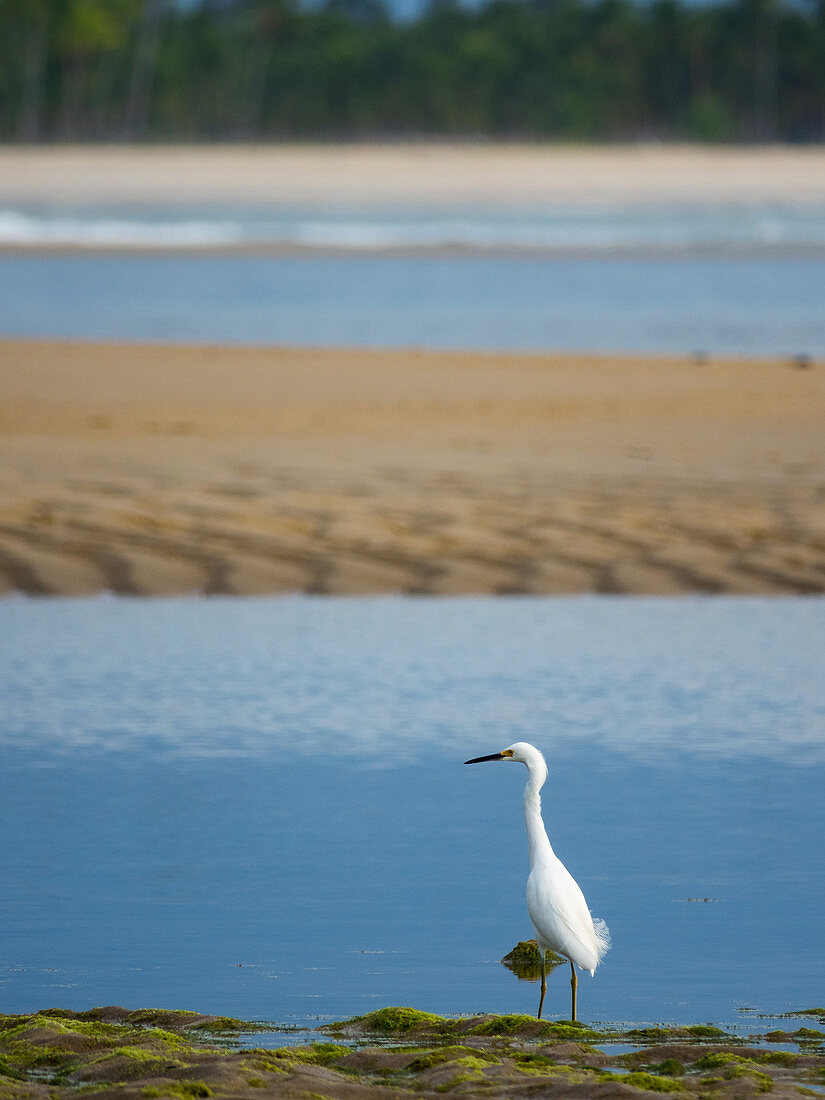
[465,742,610,1021]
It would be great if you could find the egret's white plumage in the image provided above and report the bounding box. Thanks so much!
[465,741,610,1020]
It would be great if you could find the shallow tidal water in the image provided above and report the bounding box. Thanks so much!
[1,596,824,1035]
[2,252,825,356]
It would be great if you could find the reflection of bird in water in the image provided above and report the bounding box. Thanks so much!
[465,741,610,1021]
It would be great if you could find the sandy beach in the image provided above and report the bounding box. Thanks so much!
[3,143,825,208]
[1,338,823,596]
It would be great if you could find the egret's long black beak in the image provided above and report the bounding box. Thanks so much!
[464,752,505,764]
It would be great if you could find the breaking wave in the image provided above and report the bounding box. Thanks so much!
[2,202,824,253]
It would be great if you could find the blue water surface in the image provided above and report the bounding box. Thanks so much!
[2,254,825,356]
[1,596,824,1031]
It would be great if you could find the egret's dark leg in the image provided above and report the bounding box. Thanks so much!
[569,960,578,1022]
[537,952,547,1020]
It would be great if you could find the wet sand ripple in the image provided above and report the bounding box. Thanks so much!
[1,340,823,597]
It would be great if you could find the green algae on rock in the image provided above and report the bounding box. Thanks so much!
[764,1027,825,1045]
[684,1025,728,1038]
[326,1007,604,1043]
[603,1069,684,1092]
[467,1013,602,1041]
[3,1006,825,1099]
[648,1059,686,1077]
[37,1007,251,1032]
[499,939,564,981]
[405,1046,499,1072]
[326,1007,450,1034]
[627,1025,738,1045]
[0,1009,272,1098]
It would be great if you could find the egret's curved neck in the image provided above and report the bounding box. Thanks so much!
[523,760,553,866]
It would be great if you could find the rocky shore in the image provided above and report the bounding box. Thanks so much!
[2,1005,824,1099]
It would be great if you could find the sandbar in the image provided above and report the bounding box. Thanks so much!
[2,143,825,207]
[1,338,823,597]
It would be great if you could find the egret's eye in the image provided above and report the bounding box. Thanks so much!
[501,749,515,757]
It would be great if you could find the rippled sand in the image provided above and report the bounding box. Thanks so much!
[1,339,823,596]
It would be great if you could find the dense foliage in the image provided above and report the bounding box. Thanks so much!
[1,0,824,141]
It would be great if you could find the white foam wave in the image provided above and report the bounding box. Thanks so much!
[1,204,824,252]
[0,209,244,248]
[264,210,825,251]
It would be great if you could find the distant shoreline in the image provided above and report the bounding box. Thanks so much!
[2,143,825,206]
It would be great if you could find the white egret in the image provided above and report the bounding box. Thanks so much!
[465,741,610,1021]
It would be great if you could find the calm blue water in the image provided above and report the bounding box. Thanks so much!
[3,198,824,355]
[2,596,824,1031]
[2,253,825,356]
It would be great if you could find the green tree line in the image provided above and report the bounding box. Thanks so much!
[1,0,824,142]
